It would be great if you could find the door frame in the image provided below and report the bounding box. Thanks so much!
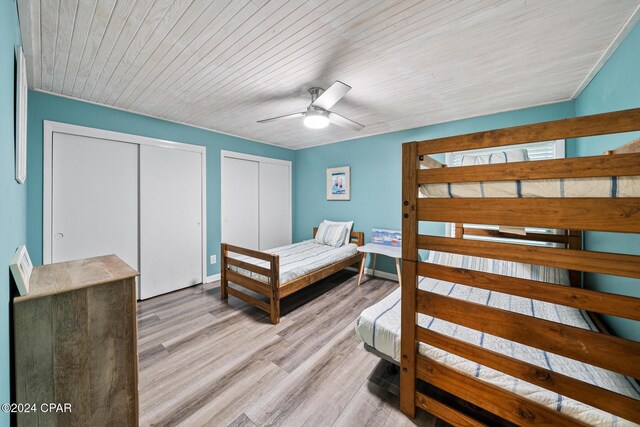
[43,120,207,285]
[220,150,292,248]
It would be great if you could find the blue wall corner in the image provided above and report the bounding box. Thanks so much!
[573,21,640,340]
[1,1,25,426]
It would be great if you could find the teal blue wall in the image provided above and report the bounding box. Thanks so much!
[575,22,640,156]
[294,102,575,274]
[0,1,25,426]
[573,22,640,340]
[27,91,295,277]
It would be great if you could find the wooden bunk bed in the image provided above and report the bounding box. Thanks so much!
[400,108,640,426]
[221,228,364,324]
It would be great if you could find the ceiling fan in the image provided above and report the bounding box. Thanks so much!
[257,81,364,131]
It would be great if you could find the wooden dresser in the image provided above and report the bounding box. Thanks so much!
[13,255,140,426]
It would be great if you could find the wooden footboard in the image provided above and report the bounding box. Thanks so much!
[221,243,281,324]
[221,229,364,325]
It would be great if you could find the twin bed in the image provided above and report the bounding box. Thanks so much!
[386,109,640,426]
[221,226,363,324]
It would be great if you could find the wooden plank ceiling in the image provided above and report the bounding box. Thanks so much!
[17,0,640,148]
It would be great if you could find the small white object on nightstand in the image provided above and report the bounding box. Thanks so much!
[10,245,32,296]
[356,243,402,286]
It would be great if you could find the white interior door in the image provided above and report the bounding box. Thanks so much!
[140,145,203,299]
[222,156,259,250]
[259,162,292,250]
[51,132,139,269]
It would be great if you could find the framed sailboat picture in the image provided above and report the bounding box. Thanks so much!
[326,166,350,200]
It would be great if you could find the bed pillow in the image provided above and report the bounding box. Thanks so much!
[315,223,348,247]
[323,220,354,245]
[460,148,529,166]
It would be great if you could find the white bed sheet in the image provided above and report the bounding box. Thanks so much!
[228,239,358,285]
[355,252,640,426]
[420,176,640,198]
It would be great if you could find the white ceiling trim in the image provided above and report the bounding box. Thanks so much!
[571,3,640,99]
[33,89,576,152]
[31,89,281,148]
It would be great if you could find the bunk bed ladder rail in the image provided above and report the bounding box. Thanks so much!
[401,107,640,426]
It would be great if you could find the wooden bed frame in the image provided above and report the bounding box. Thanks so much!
[221,228,364,324]
[400,108,640,426]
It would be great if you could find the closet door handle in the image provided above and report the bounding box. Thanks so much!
[55,233,64,240]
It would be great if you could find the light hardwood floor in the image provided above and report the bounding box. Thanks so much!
[137,270,447,427]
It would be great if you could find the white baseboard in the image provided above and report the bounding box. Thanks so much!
[205,273,221,283]
[345,266,398,282]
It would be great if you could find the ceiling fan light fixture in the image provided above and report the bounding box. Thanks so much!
[258,81,363,131]
[303,109,330,129]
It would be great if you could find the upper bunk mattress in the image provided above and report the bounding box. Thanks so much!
[355,252,640,426]
[228,240,357,285]
[420,176,640,198]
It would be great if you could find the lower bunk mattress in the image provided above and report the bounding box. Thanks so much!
[228,239,358,285]
[355,251,640,426]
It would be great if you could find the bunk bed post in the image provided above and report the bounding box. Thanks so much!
[221,243,228,299]
[400,142,419,417]
[270,254,281,324]
[454,223,463,239]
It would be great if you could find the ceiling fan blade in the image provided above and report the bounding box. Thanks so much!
[257,112,305,123]
[328,112,364,131]
[312,81,351,110]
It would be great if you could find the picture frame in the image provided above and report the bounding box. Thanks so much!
[326,166,350,200]
[15,46,28,184]
[10,245,33,296]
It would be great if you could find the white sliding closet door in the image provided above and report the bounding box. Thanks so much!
[140,145,203,299]
[222,157,260,250]
[51,133,139,269]
[221,151,291,251]
[259,162,291,250]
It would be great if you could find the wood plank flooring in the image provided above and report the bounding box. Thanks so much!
[137,270,447,427]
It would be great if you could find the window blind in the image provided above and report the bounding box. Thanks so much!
[446,140,565,247]
[448,140,562,166]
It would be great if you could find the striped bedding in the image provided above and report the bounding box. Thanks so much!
[355,252,640,426]
[419,148,640,198]
[420,176,640,198]
[228,240,357,285]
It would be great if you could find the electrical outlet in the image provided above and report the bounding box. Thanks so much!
[210,255,217,265]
